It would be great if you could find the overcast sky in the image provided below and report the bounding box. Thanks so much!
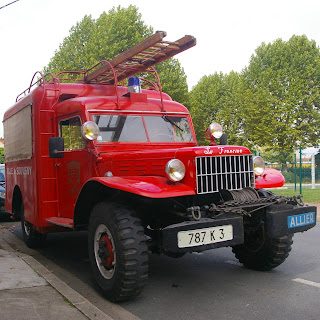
[1,0,320,148]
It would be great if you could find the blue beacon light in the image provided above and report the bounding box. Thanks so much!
[128,76,142,93]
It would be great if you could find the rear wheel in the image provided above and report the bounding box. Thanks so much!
[88,202,149,301]
[232,221,293,270]
[21,202,46,248]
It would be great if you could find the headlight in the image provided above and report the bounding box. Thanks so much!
[81,121,100,141]
[207,122,223,139]
[165,159,185,182]
[0,192,5,199]
[253,156,265,176]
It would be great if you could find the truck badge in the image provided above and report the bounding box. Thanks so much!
[67,161,81,199]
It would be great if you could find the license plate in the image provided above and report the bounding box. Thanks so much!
[177,225,233,248]
[287,212,316,229]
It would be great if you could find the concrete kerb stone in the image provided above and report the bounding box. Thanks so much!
[21,255,112,320]
[0,230,113,320]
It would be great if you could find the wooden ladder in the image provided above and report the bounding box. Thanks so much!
[84,31,196,84]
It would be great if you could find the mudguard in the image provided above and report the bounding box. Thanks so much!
[88,176,196,198]
[255,168,285,189]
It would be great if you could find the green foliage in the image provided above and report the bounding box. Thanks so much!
[281,171,298,183]
[259,148,295,171]
[0,148,4,164]
[44,6,152,74]
[190,72,248,147]
[43,5,189,105]
[190,73,224,145]
[242,35,320,153]
[154,59,190,107]
[190,35,320,161]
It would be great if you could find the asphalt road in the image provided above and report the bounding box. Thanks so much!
[2,216,320,320]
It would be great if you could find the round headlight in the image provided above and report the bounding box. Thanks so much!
[253,156,265,176]
[208,122,223,139]
[165,159,185,182]
[81,121,100,141]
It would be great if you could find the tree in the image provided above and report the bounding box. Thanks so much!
[190,72,247,146]
[242,35,320,167]
[190,73,224,145]
[0,148,4,164]
[43,6,189,105]
[154,59,190,107]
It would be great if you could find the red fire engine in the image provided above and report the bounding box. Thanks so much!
[3,31,317,301]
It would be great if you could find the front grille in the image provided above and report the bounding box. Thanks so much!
[196,155,254,194]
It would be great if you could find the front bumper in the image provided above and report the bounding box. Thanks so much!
[161,213,244,254]
[160,203,317,255]
[266,204,317,238]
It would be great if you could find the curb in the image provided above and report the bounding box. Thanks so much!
[0,233,113,320]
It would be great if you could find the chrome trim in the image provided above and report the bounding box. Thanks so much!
[196,155,255,194]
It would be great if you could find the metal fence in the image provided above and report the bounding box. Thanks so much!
[258,151,320,186]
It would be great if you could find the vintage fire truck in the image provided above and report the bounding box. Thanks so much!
[3,31,317,301]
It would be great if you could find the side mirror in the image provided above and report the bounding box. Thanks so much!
[219,133,228,145]
[49,137,64,158]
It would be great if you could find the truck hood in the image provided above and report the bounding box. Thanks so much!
[106,144,252,162]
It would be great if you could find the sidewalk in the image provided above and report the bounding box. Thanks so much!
[0,228,113,320]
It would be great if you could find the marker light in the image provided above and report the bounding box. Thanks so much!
[81,121,100,141]
[128,76,142,93]
[253,156,265,176]
[165,159,186,182]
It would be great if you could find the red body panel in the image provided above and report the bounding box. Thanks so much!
[255,168,285,189]
[90,176,195,198]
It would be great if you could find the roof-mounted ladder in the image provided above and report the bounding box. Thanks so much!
[84,31,196,84]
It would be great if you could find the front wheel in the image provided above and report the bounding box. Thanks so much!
[88,202,149,301]
[232,221,293,271]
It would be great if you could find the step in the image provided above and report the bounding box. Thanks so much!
[46,217,73,228]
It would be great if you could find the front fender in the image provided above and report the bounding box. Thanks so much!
[255,168,285,189]
[89,176,196,198]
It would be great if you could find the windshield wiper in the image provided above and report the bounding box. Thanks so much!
[162,115,183,131]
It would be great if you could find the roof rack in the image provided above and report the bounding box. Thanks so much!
[84,31,196,84]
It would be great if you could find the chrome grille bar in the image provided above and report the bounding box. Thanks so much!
[196,155,255,194]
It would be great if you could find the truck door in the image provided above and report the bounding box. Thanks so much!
[56,116,91,219]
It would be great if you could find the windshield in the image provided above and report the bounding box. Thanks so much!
[92,114,194,143]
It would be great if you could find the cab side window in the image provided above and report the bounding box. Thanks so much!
[59,117,85,151]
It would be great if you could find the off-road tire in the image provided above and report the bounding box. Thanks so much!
[21,202,46,248]
[232,227,293,271]
[88,202,149,301]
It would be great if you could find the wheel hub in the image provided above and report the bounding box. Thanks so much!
[98,234,115,270]
[94,224,116,279]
